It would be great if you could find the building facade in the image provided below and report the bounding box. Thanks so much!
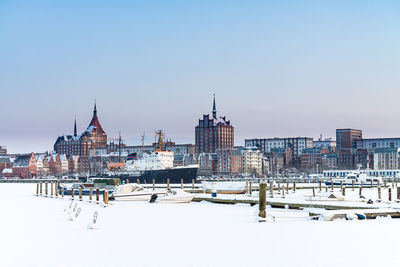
[195,95,234,154]
[355,138,400,150]
[336,128,362,150]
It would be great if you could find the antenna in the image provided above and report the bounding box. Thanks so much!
[141,132,145,153]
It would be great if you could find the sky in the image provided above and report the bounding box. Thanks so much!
[1,0,400,153]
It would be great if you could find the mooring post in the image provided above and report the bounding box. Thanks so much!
[103,190,106,203]
[181,179,184,189]
[258,182,266,221]
[270,180,274,198]
[331,180,334,192]
[319,180,322,192]
[246,181,249,194]
[79,187,82,201]
[249,181,252,195]
[153,179,155,191]
[392,181,395,189]
[384,180,387,188]
[71,187,75,200]
[192,179,195,189]
[352,180,355,191]
[370,180,373,188]
[286,180,289,192]
[96,188,99,203]
[278,180,281,193]
[104,191,109,205]
[40,182,42,195]
[61,186,64,198]
[378,186,381,201]
[36,183,39,196]
[282,186,285,198]
[389,188,392,202]
[340,180,343,190]
[89,187,93,202]
[45,182,48,197]
[397,187,400,201]
[293,181,296,192]
[50,182,53,197]
[359,182,363,196]
[167,179,170,191]
[325,186,328,192]
[137,179,140,185]
[55,182,58,197]
[312,187,315,197]
[126,179,129,184]
[342,187,346,197]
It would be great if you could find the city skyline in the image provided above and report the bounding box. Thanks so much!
[1,0,400,153]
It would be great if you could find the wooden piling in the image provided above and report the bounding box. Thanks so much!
[62,186,64,198]
[96,188,99,203]
[342,187,345,197]
[378,186,381,200]
[71,187,75,200]
[181,179,184,189]
[370,180,373,188]
[293,181,296,192]
[319,181,322,192]
[55,182,58,197]
[246,181,249,194]
[340,180,343,190]
[278,181,281,193]
[312,187,315,197]
[282,186,285,198]
[89,188,93,201]
[352,180,355,191]
[270,181,274,198]
[126,179,129,184]
[50,182,53,197]
[286,180,289,193]
[331,180,334,192]
[359,182,363,196]
[104,191,109,205]
[137,179,140,184]
[249,181,252,196]
[384,180,387,188]
[153,179,155,191]
[167,179,170,191]
[40,182,42,195]
[192,179,195,189]
[397,187,400,200]
[258,182,266,221]
[389,188,392,201]
[79,187,82,201]
[36,183,39,196]
[45,182,48,196]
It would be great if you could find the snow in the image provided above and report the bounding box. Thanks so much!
[1,184,400,267]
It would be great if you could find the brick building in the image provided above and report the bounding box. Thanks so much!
[54,103,108,156]
[195,95,234,154]
[12,153,37,179]
[336,128,362,150]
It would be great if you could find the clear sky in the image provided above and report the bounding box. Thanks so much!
[1,0,399,153]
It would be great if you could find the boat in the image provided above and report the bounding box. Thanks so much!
[111,183,168,201]
[201,181,247,194]
[324,165,383,187]
[155,190,194,203]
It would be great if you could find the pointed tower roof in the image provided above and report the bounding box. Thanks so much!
[85,101,105,134]
[212,94,217,119]
[74,117,77,137]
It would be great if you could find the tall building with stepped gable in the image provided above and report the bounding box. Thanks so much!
[54,102,108,156]
[195,95,234,154]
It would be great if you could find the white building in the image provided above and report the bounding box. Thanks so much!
[355,138,400,150]
[373,148,400,170]
[240,148,262,176]
[245,137,313,158]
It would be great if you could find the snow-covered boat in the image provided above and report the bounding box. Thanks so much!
[324,166,382,187]
[155,190,194,203]
[58,178,120,195]
[202,181,247,194]
[111,183,168,201]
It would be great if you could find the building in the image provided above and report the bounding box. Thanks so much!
[216,149,243,176]
[237,147,262,176]
[12,153,37,179]
[355,138,400,150]
[337,148,354,170]
[0,156,12,175]
[245,137,313,160]
[301,147,323,173]
[54,103,108,156]
[198,153,217,176]
[195,95,234,154]
[321,153,338,170]
[354,148,373,169]
[336,128,362,150]
[0,146,7,155]
[373,147,400,170]
[313,136,336,151]
[268,148,292,176]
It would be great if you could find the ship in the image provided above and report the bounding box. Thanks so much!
[89,130,199,184]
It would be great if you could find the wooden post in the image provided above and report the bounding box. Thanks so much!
[270,181,274,198]
[153,179,155,191]
[126,179,129,184]
[96,188,100,203]
[181,179,184,189]
[71,187,75,200]
[55,182,58,197]
[246,181,249,194]
[103,190,106,203]
[61,186,64,198]
[359,182,363,196]
[319,181,322,192]
[331,180,334,192]
[167,179,170,191]
[258,182,266,221]
[104,191,109,205]
[340,180,343,190]
[137,179,140,184]
[325,186,328,192]
[392,181,395,189]
[370,180,373,188]
[50,182,54,197]
[79,187,82,201]
[352,180,355,191]
[249,181,252,195]
[384,180,387,188]
[312,187,315,197]
[36,183,39,196]
[286,180,289,192]
[378,186,381,200]
[389,188,392,201]
[293,181,296,192]
[282,186,285,198]
[89,187,93,201]
[342,187,346,197]
[397,187,400,200]
[278,181,281,193]
[192,179,195,189]
[40,182,42,195]
[45,182,48,196]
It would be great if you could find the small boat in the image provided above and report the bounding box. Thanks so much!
[201,181,247,194]
[155,190,194,204]
[111,183,168,201]
[324,165,382,187]
[59,183,114,196]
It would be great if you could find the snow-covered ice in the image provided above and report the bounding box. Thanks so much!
[1,184,400,267]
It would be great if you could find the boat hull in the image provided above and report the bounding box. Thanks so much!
[113,192,168,201]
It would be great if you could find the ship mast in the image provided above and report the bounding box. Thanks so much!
[155,130,165,151]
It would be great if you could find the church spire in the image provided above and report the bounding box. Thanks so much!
[212,94,217,119]
[74,117,77,137]
[93,100,97,118]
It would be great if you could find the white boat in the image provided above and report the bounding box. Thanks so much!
[111,183,167,201]
[325,165,383,187]
[156,190,194,204]
[202,181,247,194]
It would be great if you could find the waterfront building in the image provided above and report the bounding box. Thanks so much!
[236,147,263,176]
[0,156,12,174]
[373,147,400,170]
[355,138,400,150]
[337,148,354,170]
[336,128,362,150]
[198,153,217,176]
[245,137,313,159]
[216,149,243,176]
[321,153,338,170]
[313,137,336,150]
[300,147,323,172]
[195,95,234,154]
[12,153,37,179]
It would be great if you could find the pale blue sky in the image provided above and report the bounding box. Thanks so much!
[1,0,399,153]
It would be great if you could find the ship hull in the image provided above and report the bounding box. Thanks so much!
[92,167,198,184]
